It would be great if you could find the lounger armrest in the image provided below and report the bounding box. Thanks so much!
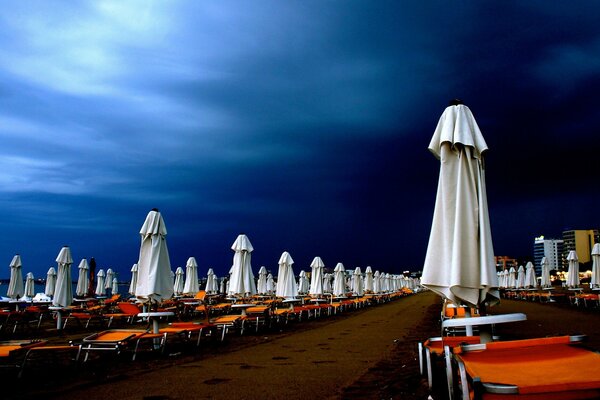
[482,382,519,394]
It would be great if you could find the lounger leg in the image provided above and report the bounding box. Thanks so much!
[425,348,433,388]
[418,342,423,375]
[444,346,454,400]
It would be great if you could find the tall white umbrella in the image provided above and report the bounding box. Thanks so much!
[206,268,218,294]
[173,267,185,295]
[322,273,333,294]
[111,277,119,295]
[524,261,537,288]
[95,269,106,296]
[591,244,600,289]
[257,266,268,294]
[364,266,374,293]
[53,246,73,307]
[228,234,257,297]
[566,250,580,288]
[105,268,114,290]
[276,251,298,298]
[507,267,517,289]
[540,257,551,288]
[22,272,35,300]
[183,256,199,295]
[309,257,325,296]
[516,265,526,289]
[266,273,275,293]
[332,263,346,297]
[128,263,138,296]
[219,277,227,294]
[76,259,89,297]
[135,209,174,303]
[421,102,499,307]
[298,270,309,294]
[373,271,381,294]
[7,254,24,300]
[352,267,364,296]
[45,267,57,297]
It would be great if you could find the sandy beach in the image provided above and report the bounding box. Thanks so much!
[7,291,600,400]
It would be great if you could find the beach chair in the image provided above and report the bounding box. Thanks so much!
[81,329,166,361]
[244,305,270,332]
[104,302,142,327]
[450,335,600,400]
[159,321,216,347]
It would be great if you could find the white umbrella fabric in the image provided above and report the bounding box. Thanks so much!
[111,277,119,295]
[228,234,257,297]
[276,251,298,298]
[53,246,73,307]
[135,209,174,303]
[7,254,24,300]
[266,273,275,294]
[173,267,185,295]
[591,244,600,289]
[566,250,580,288]
[219,277,226,294]
[352,267,363,296]
[516,265,525,289]
[128,263,138,296]
[507,267,517,289]
[45,267,57,297]
[105,268,114,290]
[540,257,552,288]
[309,257,325,296]
[332,263,346,297]
[22,272,35,300]
[206,268,218,294]
[76,259,89,297]
[95,269,106,296]
[373,271,381,294]
[183,257,199,295]
[257,266,268,295]
[298,270,309,294]
[421,103,499,307]
[524,262,537,288]
[322,273,332,294]
[364,266,374,293]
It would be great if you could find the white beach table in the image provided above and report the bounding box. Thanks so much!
[282,298,301,311]
[230,303,255,316]
[137,311,175,334]
[442,313,527,343]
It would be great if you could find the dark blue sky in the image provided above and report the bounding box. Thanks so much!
[1,1,599,280]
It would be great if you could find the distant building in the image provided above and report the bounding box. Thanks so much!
[533,236,563,274]
[495,256,518,272]
[562,229,600,268]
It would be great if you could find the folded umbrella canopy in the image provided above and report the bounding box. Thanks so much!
[135,209,174,303]
[332,263,346,297]
[173,266,184,295]
[111,277,119,295]
[105,268,114,290]
[7,254,24,300]
[45,267,57,297]
[540,257,552,288]
[516,265,526,289]
[373,271,381,294]
[352,267,364,296]
[309,257,325,296]
[183,257,199,295]
[566,250,580,288]
[22,272,35,300]
[507,267,517,289]
[95,269,106,297]
[228,234,257,297]
[256,266,268,295]
[364,266,374,293]
[298,270,310,294]
[276,251,298,299]
[76,259,89,297]
[206,268,218,294]
[266,273,275,294]
[53,246,73,307]
[421,102,499,308]
[524,261,537,288]
[591,244,600,289]
[128,263,138,296]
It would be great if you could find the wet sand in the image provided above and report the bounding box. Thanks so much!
[9,291,600,400]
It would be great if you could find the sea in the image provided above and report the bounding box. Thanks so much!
[0,280,129,298]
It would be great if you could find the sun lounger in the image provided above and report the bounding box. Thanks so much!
[0,340,80,378]
[451,335,600,400]
[81,329,165,361]
[211,315,244,341]
[104,302,142,327]
[159,321,216,347]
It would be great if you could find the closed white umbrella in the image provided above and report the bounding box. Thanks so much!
[257,266,268,294]
[22,272,35,300]
[206,268,218,294]
[228,234,257,297]
[276,251,298,298]
[76,259,89,297]
[53,246,73,307]
[524,262,537,288]
[591,244,600,289]
[111,277,119,295]
[566,250,580,288]
[173,267,185,295]
[298,270,309,294]
[45,267,57,297]
[516,265,526,289]
[322,273,332,294]
[421,102,498,307]
[219,277,226,294]
[373,271,381,294]
[183,257,199,295]
[105,268,114,290]
[332,263,346,297]
[7,254,24,300]
[95,269,106,296]
[507,267,517,289]
[266,273,275,293]
[135,209,174,303]
[309,257,325,296]
[352,267,364,296]
[540,257,551,288]
[364,266,374,292]
[128,263,138,296]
